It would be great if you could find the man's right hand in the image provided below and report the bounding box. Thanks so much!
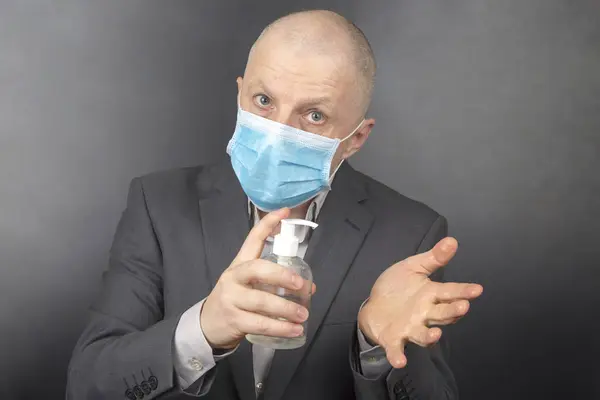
[200,208,313,350]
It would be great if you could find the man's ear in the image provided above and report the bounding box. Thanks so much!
[342,118,375,159]
[236,77,243,94]
[236,77,244,107]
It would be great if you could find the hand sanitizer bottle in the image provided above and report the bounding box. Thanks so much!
[246,219,318,350]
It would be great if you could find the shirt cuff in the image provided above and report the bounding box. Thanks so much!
[173,298,237,389]
[356,298,392,379]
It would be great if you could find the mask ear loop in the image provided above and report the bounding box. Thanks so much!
[331,118,365,177]
[341,119,365,142]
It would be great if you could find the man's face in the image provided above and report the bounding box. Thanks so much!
[237,39,374,171]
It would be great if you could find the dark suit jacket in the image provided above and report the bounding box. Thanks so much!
[67,159,458,400]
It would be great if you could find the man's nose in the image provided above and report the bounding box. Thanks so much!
[271,106,298,129]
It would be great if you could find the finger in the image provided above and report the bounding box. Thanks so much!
[386,348,408,369]
[433,282,483,302]
[234,260,305,290]
[235,208,290,262]
[380,336,408,369]
[427,300,470,323]
[405,237,458,276]
[237,310,304,338]
[428,317,462,326]
[236,289,309,323]
[409,326,442,347]
[377,326,409,369]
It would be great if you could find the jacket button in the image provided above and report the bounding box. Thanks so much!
[140,380,152,394]
[133,385,144,399]
[148,375,158,390]
[393,382,409,399]
[125,389,136,400]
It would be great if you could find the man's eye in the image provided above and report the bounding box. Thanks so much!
[254,94,271,107]
[308,111,324,123]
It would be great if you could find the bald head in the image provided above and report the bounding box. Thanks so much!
[247,10,376,112]
[237,10,377,167]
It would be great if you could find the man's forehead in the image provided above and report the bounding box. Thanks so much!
[246,46,355,97]
[251,38,349,77]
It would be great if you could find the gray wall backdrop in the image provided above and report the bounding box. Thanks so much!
[0,1,598,399]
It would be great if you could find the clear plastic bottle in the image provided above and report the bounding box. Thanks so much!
[246,219,317,350]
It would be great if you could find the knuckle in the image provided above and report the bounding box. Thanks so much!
[280,268,290,284]
[240,260,255,274]
[221,269,236,283]
[444,308,455,319]
[253,293,267,311]
[380,328,400,349]
[276,320,292,335]
[221,302,238,321]
[256,317,270,334]
[420,329,430,340]
[222,302,237,320]
[283,299,296,314]
[452,301,463,312]
[424,290,437,303]
[435,304,447,317]
[378,332,390,349]
[220,288,236,306]
[225,311,237,327]
[414,335,428,347]
[254,260,271,275]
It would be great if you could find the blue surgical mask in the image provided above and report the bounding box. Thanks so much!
[226,107,364,212]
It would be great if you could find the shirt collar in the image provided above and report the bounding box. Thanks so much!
[248,189,328,243]
[247,168,339,243]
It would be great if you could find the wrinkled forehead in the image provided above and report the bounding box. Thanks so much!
[244,39,362,112]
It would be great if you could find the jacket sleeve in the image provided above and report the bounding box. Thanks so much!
[66,178,216,399]
[351,215,459,400]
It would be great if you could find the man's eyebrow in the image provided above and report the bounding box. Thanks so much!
[248,78,272,95]
[247,79,334,112]
[295,96,334,112]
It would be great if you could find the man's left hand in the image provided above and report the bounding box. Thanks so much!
[358,237,483,368]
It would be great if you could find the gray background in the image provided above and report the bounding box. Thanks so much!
[0,1,598,399]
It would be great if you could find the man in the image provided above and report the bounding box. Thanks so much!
[67,10,483,400]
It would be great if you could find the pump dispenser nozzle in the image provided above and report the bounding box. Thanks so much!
[273,219,318,257]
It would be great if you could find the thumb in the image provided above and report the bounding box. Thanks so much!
[408,237,458,276]
[234,208,290,263]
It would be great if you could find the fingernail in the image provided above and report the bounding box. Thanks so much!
[292,325,304,336]
[297,307,309,320]
[278,208,289,216]
[472,285,483,295]
[441,239,457,252]
[394,357,406,368]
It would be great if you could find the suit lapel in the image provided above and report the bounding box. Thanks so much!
[262,163,374,400]
[197,160,255,400]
